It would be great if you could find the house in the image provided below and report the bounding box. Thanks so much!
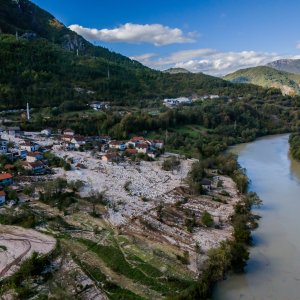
[200,178,212,191]
[26,152,43,163]
[99,136,111,143]
[0,139,8,154]
[109,140,126,151]
[0,191,6,205]
[136,143,149,154]
[125,149,138,156]
[126,136,145,148]
[19,141,40,152]
[63,129,75,136]
[62,135,74,142]
[90,101,103,110]
[147,139,164,149]
[18,149,27,160]
[0,173,13,186]
[101,153,121,163]
[22,161,45,174]
[41,128,52,136]
[7,127,21,137]
[163,97,192,107]
[70,135,86,148]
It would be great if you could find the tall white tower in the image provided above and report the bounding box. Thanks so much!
[26,102,30,121]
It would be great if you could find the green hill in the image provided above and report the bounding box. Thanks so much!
[224,66,300,95]
[0,0,280,109]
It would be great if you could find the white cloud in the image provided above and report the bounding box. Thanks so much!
[132,49,300,76]
[296,42,300,49]
[69,23,195,46]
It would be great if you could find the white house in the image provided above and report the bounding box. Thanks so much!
[41,128,52,136]
[109,141,126,151]
[20,141,40,152]
[0,191,6,205]
[0,139,8,154]
[71,136,86,148]
[26,152,43,163]
[148,140,164,149]
[163,97,192,107]
[90,101,103,110]
[126,136,145,148]
[136,143,148,154]
[63,129,75,136]
[7,126,21,137]
[23,161,45,174]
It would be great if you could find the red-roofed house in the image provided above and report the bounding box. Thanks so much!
[125,149,138,156]
[63,129,75,136]
[136,143,149,154]
[0,173,13,186]
[127,136,145,148]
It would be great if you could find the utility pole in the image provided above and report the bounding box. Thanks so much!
[26,102,30,121]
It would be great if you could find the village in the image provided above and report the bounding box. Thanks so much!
[0,124,242,298]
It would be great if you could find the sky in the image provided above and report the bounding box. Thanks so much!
[31,0,300,76]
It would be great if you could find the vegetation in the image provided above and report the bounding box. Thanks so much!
[224,66,300,95]
[289,133,300,160]
[201,211,214,227]
[162,156,181,171]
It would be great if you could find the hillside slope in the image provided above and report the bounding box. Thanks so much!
[224,66,300,95]
[267,59,300,75]
[0,0,278,109]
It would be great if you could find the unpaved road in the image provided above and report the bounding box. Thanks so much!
[0,225,56,278]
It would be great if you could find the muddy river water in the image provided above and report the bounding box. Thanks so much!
[214,134,300,300]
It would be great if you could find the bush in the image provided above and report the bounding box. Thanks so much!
[162,156,180,171]
[201,211,214,227]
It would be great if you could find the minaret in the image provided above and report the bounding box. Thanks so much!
[26,102,30,121]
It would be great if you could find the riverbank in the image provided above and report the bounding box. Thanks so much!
[214,133,300,300]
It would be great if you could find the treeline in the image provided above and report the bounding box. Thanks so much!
[289,133,300,160]
[20,96,299,160]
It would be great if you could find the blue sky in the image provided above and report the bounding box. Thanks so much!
[32,0,300,75]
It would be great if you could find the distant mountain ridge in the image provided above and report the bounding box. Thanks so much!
[163,68,191,74]
[224,66,300,95]
[267,59,300,74]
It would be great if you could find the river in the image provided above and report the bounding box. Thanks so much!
[214,134,300,300]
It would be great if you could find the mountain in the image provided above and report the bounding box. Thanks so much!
[224,66,300,95]
[0,0,277,109]
[267,59,300,74]
[163,68,191,74]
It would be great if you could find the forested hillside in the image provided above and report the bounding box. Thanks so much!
[224,66,300,96]
[0,0,281,109]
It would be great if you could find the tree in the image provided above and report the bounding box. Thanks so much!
[87,190,107,217]
[201,211,214,227]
